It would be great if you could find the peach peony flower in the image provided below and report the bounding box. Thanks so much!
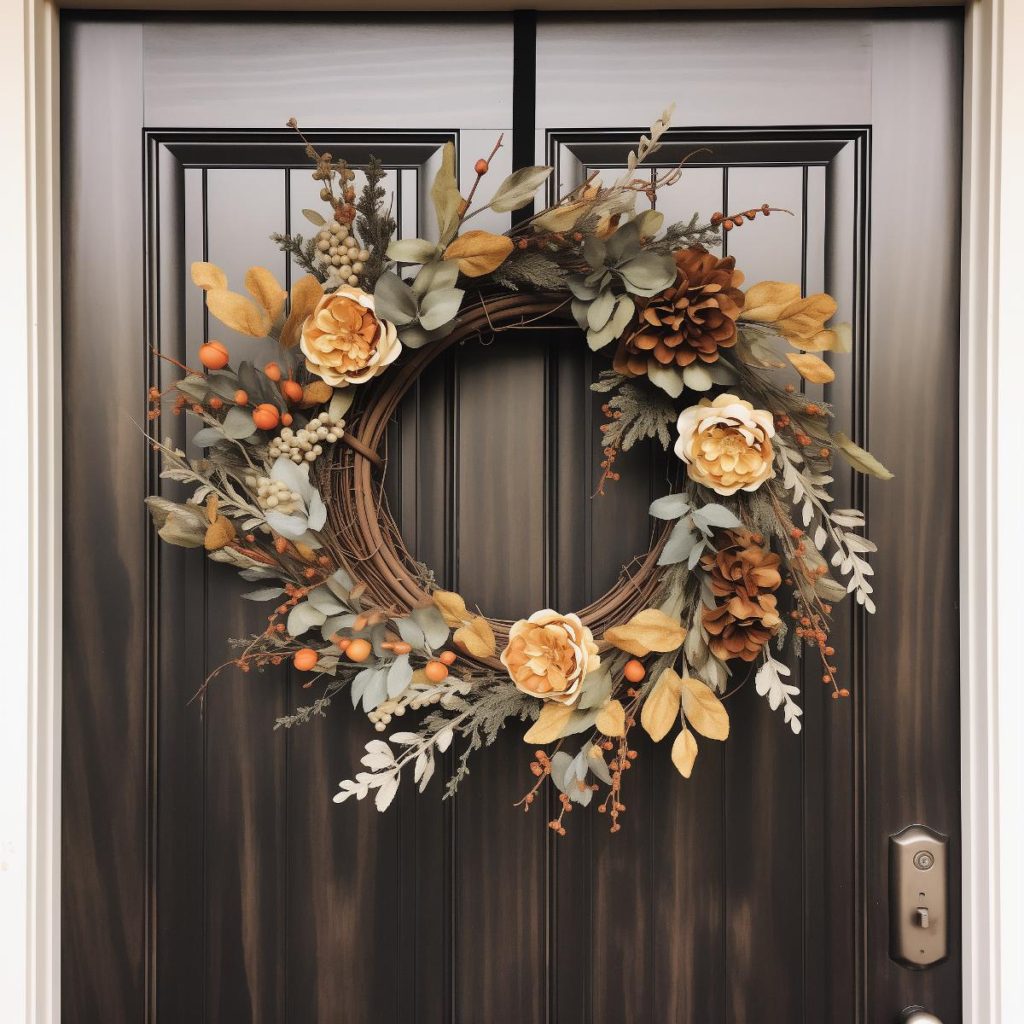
[500,610,601,705]
[674,393,775,496]
[300,285,400,387]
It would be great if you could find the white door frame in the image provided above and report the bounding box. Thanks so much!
[2,2,1019,1021]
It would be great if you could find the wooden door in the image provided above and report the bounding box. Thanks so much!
[61,10,963,1023]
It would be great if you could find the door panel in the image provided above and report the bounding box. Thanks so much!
[61,11,963,1024]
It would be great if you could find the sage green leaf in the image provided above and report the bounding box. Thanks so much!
[302,208,326,226]
[658,519,699,566]
[287,600,327,637]
[567,276,599,301]
[410,605,449,651]
[488,165,553,213]
[412,259,460,297]
[419,287,464,331]
[397,323,452,349]
[578,666,613,711]
[609,293,635,336]
[430,141,463,245]
[386,237,439,265]
[649,493,690,520]
[646,361,685,398]
[586,317,623,352]
[386,654,413,699]
[682,362,714,392]
[222,405,256,439]
[619,252,676,296]
[604,220,642,264]
[587,289,615,332]
[372,271,419,326]
[632,208,665,238]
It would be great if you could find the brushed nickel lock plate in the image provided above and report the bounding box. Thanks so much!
[890,825,948,968]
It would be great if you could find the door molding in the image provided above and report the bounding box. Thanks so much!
[3,2,1018,1022]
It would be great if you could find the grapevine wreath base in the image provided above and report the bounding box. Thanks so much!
[146,107,891,830]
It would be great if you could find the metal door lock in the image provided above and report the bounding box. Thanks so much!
[890,825,948,969]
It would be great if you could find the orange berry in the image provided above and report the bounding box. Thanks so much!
[424,660,449,683]
[209,396,224,410]
[281,413,293,426]
[391,641,413,656]
[199,340,229,369]
[234,389,249,406]
[252,403,280,431]
[474,158,489,175]
[263,361,282,382]
[293,648,319,672]
[623,659,646,683]
[439,650,457,666]
[346,638,372,662]
[281,379,303,403]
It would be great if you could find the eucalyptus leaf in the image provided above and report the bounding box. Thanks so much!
[191,427,224,449]
[578,666,613,711]
[411,259,460,297]
[410,605,449,650]
[386,237,439,265]
[372,271,419,326]
[649,493,690,521]
[242,586,284,602]
[658,519,699,566]
[386,654,413,698]
[488,165,553,213]
[692,504,743,530]
[287,600,327,637]
[222,405,256,439]
[419,287,464,331]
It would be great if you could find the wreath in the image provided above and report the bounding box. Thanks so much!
[146,106,891,831]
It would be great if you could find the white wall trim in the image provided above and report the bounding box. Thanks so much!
[3,1,1018,1021]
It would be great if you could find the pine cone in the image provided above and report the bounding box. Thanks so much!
[614,248,745,375]
[702,529,782,601]
[702,594,782,662]
[700,530,783,662]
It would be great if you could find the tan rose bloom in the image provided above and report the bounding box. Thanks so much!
[674,393,775,496]
[500,610,601,706]
[300,285,400,387]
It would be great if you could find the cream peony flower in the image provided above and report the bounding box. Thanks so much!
[300,285,400,387]
[500,610,601,706]
[674,393,775,496]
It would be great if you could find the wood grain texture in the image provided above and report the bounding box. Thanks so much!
[62,11,964,1024]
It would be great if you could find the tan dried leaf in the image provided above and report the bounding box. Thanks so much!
[203,515,236,551]
[604,608,686,657]
[792,321,853,353]
[206,288,271,338]
[640,668,682,743]
[430,141,464,246]
[294,541,319,563]
[281,274,324,349]
[774,293,838,342]
[204,494,219,524]
[432,589,470,627]
[595,698,626,738]
[679,677,729,741]
[786,351,836,384]
[300,381,333,408]
[245,267,287,322]
[453,615,496,658]
[740,281,802,323]
[833,432,895,481]
[523,701,574,744]
[442,230,514,277]
[190,261,228,291]
[671,727,698,778]
[531,200,592,234]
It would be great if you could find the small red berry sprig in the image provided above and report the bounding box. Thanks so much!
[710,203,792,232]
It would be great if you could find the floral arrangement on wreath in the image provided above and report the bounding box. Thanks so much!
[146,107,892,832]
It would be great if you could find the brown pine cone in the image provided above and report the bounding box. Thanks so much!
[614,248,745,375]
[701,529,782,601]
[700,529,783,662]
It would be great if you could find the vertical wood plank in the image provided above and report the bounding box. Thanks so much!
[60,20,148,1024]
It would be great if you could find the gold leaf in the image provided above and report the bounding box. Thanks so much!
[523,701,574,744]
[740,281,802,323]
[531,200,592,233]
[595,698,626,738]
[833,432,895,481]
[671,727,698,778]
[205,288,271,338]
[679,677,729,741]
[245,267,287,322]
[432,589,470,627]
[786,352,836,384]
[190,261,228,291]
[300,381,333,408]
[294,541,319,563]
[203,515,236,551]
[442,230,514,277]
[453,615,496,658]
[640,668,682,743]
[281,274,324,349]
[430,141,464,246]
[792,321,852,353]
[774,293,838,342]
[604,608,686,658]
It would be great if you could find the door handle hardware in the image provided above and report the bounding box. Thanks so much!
[889,825,948,968]
[900,1006,943,1023]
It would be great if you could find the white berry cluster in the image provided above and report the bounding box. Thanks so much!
[315,221,370,289]
[367,679,466,731]
[268,413,345,465]
[244,474,303,514]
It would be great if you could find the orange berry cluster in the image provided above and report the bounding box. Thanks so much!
[710,202,775,232]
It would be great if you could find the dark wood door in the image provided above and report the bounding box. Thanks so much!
[61,10,963,1023]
